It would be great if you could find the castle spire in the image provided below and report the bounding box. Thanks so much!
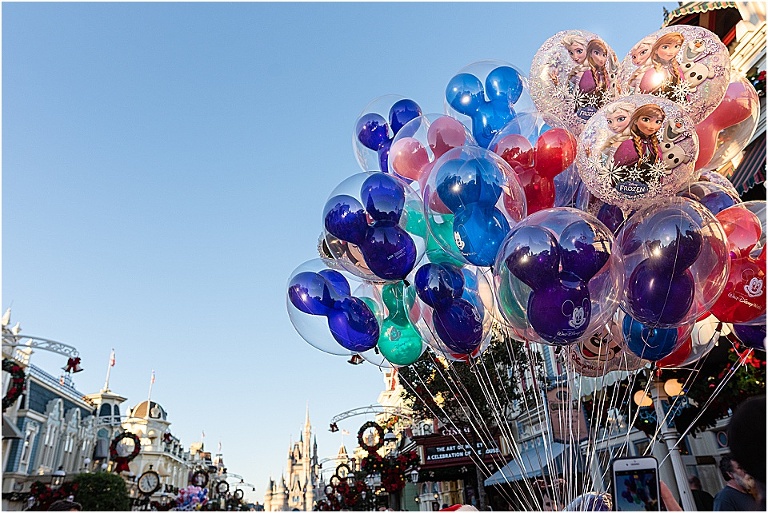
[304,401,311,429]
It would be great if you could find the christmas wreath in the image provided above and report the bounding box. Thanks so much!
[110,432,141,472]
[2,358,26,412]
[357,421,384,453]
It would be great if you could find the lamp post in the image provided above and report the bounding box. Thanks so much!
[51,467,66,490]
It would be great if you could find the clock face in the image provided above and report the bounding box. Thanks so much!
[233,489,244,500]
[216,481,229,494]
[138,471,160,494]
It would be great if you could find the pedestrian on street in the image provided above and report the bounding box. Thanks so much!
[713,454,759,510]
[688,475,714,511]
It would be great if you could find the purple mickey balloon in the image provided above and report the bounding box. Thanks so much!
[645,211,702,275]
[356,113,389,152]
[361,224,417,281]
[318,269,351,296]
[414,262,464,309]
[432,297,484,354]
[327,297,379,352]
[504,225,561,290]
[324,195,368,246]
[361,173,405,223]
[388,99,422,135]
[288,271,338,316]
[627,260,694,326]
[559,219,611,283]
[733,323,766,351]
[597,203,626,235]
[527,273,591,345]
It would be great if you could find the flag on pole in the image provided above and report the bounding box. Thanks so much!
[341,429,350,435]
[109,349,116,367]
[218,441,222,452]
[202,430,206,439]
[151,370,156,384]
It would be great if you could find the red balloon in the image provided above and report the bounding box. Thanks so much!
[657,336,692,368]
[716,207,762,258]
[510,168,555,215]
[709,255,766,323]
[534,128,577,179]
[495,134,534,168]
[695,80,758,170]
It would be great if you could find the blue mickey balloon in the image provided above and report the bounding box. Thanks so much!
[288,271,379,352]
[324,195,368,246]
[446,66,523,148]
[362,172,405,224]
[504,225,561,290]
[527,272,591,345]
[627,260,694,327]
[732,323,766,350]
[622,312,679,361]
[453,204,510,267]
[559,219,611,283]
[414,262,484,354]
[356,99,422,172]
[644,210,702,275]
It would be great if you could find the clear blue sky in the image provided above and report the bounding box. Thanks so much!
[2,1,678,503]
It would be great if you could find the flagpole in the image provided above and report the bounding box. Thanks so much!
[103,349,115,392]
[146,370,155,419]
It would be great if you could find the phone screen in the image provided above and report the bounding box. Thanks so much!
[614,467,660,511]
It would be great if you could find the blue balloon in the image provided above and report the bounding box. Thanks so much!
[485,66,523,104]
[645,211,702,275]
[389,99,422,135]
[432,297,484,354]
[733,323,766,350]
[324,195,368,246]
[504,225,561,290]
[356,113,389,152]
[453,204,510,266]
[361,224,417,281]
[357,100,422,172]
[327,297,379,352]
[622,313,679,361]
[560,219,611,282]
[318,269,351,296]
[699,191,736,214]
[527,274,591,345]
[597,203,626,235]
[627,260,694,326]
[288,271,336,316]
[361,173,405,223]
[414,262,464,309]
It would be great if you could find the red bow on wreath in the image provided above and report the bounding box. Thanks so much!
[62,357,84,373]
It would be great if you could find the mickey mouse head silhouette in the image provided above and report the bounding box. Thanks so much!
[356,99,422,173]
[445,66,524,148]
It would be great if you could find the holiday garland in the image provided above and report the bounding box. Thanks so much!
[2,358,26,412]
[110,432,141,472]
[29,480,79,510]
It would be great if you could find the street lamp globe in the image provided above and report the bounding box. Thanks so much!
[384,428,397,446]
[52,467,66,489]
[664,378,684,397]
[409,468,419,483]
[633,390,653,407]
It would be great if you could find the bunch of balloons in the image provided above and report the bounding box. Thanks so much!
[287,22,764,373]
[175,485,208,511]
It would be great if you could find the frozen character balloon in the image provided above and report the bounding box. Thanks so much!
[531,30,621,136]
[620,26,730,124]
[577,95,699,213]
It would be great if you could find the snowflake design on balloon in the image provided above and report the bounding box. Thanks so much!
[648,160,671,180]
[669,81,694,107]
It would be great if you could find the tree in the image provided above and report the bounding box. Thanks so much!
[71,472,131,511]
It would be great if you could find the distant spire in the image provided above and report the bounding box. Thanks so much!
[305,402,310,429]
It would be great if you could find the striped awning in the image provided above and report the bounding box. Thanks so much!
[726,136,767,195]
[663,1,739,26]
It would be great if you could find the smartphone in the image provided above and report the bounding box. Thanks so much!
[611,456,661,511]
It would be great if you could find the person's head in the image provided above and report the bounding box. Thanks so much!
[562,34,588,64]
[630,37,655,66]
[48,499,82,511]
[720,453,754,491]
[688,475,702,490]
[630,104,665,139]
[586,39,609,70]
[651,32,684,65]
[728,395,766,485]
[605,102,635,134]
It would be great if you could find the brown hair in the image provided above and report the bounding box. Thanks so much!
[651,32,684,85]
[586,39,609,90]
[629,104,665,163]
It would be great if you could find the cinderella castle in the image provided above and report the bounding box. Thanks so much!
[263,408,320,511]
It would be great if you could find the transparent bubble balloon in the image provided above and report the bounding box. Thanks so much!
[488,111,581,215]
[388,113,476,195]
[677,179,741,215]
[695,75,760,171]
[422,145,527,268]
[493,207,623,346]
[405,261,495,357]
[444,60,536,149]
[618,25,730,124]
[708,200,766,326]
[322,171,426,283]
[286,259,383,356]
[577,94,699,214]
[616,196,730,329]
[353,95,423,173]
[530,30,622,136]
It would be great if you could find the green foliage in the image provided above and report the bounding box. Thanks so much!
[71,472,131,511]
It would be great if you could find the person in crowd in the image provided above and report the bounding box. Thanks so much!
[713,454,760,510]
[688,475,714,511]
[48,498,82,511]
[727,395,766,509]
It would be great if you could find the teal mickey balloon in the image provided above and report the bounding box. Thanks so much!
[377,282,424,366]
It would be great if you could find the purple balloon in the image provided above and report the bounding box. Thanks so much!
[318,269,351,296]
[288,271,338,316]
[327,297,379,352]
[699,191,736,215]
[432,297,484,354]
[414,262,465,309]
[559,219,611,282]
[324,195,368,246]
[597,203,626,235]
[361,173,405,223]
[356,113,389,152]
[504,225,561,290]
[627,260,694,326]
[733,323,766,351]
[527,274,591,345]
[388,99,422,135]
[360,224,417,281]
[645,211,702,275]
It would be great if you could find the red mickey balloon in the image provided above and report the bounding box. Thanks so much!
[534,127,578,180]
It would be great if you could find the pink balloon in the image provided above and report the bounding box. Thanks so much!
[428,116,469,157]
[695,79,758,170]
[390,137,430,181]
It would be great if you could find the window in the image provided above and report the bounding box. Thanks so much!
[98,404,112,417]
[20,427,38,473]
